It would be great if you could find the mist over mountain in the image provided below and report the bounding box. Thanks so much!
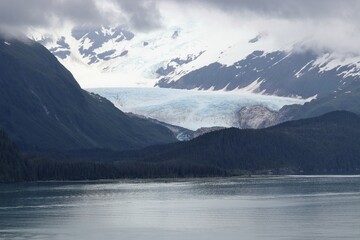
[28,25,360,97]
[2,1,359,131]
[2,0,360,181]
[2,5,360,240]
[29,23,360,132]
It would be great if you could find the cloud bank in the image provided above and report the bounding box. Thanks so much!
[1,0,360,54]
[2,0,359,30]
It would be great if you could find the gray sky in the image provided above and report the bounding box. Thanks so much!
[1,0,360,54]
[181,0,360,20]
[0,0,102,29]
[1,0,359,30]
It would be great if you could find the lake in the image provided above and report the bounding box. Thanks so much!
[1,176,360,240]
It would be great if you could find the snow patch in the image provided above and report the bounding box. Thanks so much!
[295,60,314,78]
[238,78,264,93]
[313,53,360,76]
[272,52,292,66]
[81,37,93,51]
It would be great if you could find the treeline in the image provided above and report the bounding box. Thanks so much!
[103,111,360,175]
[0,130,30,183]
[27,157,227,181]
[3,111,360,183]
[125,111,360,174]
[28,111,360,181]
[1,143,226,183]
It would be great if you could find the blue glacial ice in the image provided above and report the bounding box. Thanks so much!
[90,88,307,130]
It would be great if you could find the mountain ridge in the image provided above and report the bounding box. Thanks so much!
[2,110,360,182]
[113,110,360,174]
[0,36,176,151]
[32,26,360,99]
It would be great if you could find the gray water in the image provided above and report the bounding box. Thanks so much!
[1,176,360,240]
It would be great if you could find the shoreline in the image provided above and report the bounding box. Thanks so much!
[2,174,360,185]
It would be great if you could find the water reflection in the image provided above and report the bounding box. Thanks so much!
[1,176,360,240]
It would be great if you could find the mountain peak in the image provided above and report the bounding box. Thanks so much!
[0,37,176,151]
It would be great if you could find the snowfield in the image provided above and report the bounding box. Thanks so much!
[30,19,291,89]
[90,88,306,130]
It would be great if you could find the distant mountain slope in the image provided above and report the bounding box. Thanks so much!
[279,82,360,121]
[33,26,360,98]
[31,26,360,133]
[120,111,360,174]
[158,50,360,98]
[32,25,204,87]
[0,37,175,151]
[0,130,29,183]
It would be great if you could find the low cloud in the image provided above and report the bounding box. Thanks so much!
[1,0,360,54]
[1,0,360,31]
[112,0,162,31]
[178,0,360,21]
[0,0,104,34]
[0,0,162,33]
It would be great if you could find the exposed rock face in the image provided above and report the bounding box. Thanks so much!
[236,105,279,129]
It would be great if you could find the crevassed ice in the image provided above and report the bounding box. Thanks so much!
[90,88,306,130]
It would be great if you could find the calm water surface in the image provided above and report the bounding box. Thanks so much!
[0,176,360,240]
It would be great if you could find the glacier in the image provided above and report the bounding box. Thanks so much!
[90,88,306,130]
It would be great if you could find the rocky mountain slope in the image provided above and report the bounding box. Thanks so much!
[32,25,360,99]
[0,36,175,151]
[158,50,360,98]
[30,25,360,132]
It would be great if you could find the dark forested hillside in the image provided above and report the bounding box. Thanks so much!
[116,111,360,174]
[28,111,360,179]
[0,37,175,151]
[0,130,29,183]
[2,111,360,183]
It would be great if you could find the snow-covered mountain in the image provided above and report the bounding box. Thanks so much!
[158,50,360,98]
[31,24,360,99]
[28,24,360,133]
[29,24,291,88]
